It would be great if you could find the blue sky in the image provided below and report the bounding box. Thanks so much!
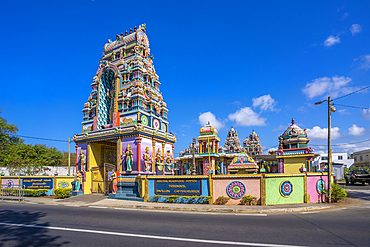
[1,0,369,156]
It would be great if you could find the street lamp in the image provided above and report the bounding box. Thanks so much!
[315,96,336,203]
[191,138,196,175]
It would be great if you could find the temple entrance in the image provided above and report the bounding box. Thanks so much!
[91,163,116,194]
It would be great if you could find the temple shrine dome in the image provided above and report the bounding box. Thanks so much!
[200,122,218,136]
[249,130,259,140]
[228,153,258,173]
[279,118,309,149]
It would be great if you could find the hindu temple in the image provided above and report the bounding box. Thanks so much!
[176,123,258,175]
[73,24,176,194]
[275,118,316,173]
[243,130,263,156]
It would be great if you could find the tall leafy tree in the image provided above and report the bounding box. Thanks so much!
[0,109,22,154]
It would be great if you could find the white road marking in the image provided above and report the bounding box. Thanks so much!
[113,207,267,216]
[88,206,108,209]
[25,202,37,204]
[64,205,80,207]
[0,222,307,247]
[44,204,58,206]
[301,211,320,214]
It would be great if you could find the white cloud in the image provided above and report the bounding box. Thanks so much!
[348,124,365,136]
[338,109,350,115]
[252,94,278,111]
[324,35,341,47]
[350,24,362,36]
[355,54,370,71]
[337,143,365,154]
[264,147,277,155]
[362,108,370,120]
[228,107,266,126]
[198,112,224,130]
[340,13,349,20]
[306,126,341,140]
[302,76,355,99]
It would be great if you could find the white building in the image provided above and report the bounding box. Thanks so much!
[316,152,354,180]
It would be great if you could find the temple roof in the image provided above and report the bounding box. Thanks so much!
[280,118,308,140]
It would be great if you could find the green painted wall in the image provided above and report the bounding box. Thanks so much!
[265,176,304,205]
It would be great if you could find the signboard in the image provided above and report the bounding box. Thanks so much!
[22,178,53,190]
[155,178,202,196]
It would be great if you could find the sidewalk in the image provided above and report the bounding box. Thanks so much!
[21,194,340,214]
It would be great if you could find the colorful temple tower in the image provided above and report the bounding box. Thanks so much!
[243,130,263,156]
[276,118,315,173]
[73,24,176,194]
[197,123,220,175]
[223,126,243,153]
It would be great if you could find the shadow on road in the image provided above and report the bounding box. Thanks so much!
[0,210,69,247]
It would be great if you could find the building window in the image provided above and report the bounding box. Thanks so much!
[338,156,343,160]
[322,157,328,160]
[354,156,357,161]
[360,156,363,161]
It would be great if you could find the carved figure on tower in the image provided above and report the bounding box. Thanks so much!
[79,150,86,171]
[123,144,133,171]
[165,150,174,172]
[143,146,152,172]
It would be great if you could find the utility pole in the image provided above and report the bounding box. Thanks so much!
[68,136,71,175]
[327,97,332,203]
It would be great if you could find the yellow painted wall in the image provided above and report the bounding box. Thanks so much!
[85,143,102,194]
[284,157,306,173]
[54,176,75,191]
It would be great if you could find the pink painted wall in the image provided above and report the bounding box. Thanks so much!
[307,175,328,203]
[213,177,261,205]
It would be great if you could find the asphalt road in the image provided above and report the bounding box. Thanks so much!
[1,184,370,247]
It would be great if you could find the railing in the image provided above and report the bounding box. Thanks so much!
[1,185,25,201]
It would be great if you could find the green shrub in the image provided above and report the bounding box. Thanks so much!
[240,195,257,205]
[54,188,72,199]
[214,196,230,205]
[323,183,347,202]
[23,189,48,197]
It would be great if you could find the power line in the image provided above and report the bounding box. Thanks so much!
[11,134,69,143]
[332,85,370,101]
[311,138,370,147]
[333,103,369,110]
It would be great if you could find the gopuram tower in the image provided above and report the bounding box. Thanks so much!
[73,24,176,194]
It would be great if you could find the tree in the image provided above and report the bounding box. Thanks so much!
[0,109,22,156]
[61,151,76,167]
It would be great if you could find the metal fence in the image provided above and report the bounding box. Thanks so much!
[1,185,25,201]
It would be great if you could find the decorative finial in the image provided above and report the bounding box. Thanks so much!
[208,121,210,125]
[125,30,128,36]
[292,118,295,124]
[121,32,123,36]
[134,26,137,31]
[130,28,132,34]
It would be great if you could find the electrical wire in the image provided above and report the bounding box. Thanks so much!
[11,134,69,143]
[311,138,370,147]
[333,103,369,110]
[332,85,370,101]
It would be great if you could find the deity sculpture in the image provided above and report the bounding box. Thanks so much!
[75,171,82,191]
[110,171,117,194]
[164,150,174,171]
[143,147,152,172]
[79,150,86,171]
[123,144,133,171]
[155,148,163,165]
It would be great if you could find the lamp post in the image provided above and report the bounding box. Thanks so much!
[191,138,196,175]
[315,96,335,203]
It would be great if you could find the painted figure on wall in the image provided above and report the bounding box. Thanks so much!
[75,171,82,191]
[110,171,117,194]
[155,148,163,171]
[165,150,174,172]
[79,150,86,171]
[123,144,133,171]
[143,147,152,172]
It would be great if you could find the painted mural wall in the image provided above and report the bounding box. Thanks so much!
[212,176,261,205]
[307,174,327,203]
[265,175,304,205]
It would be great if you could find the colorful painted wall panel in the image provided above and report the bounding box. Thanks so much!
[307,174,328,203]
[55,176,75,190]
[21,177,54,195]
[265,175,304,205]
[212,176,261,205]
[1,176,20,188]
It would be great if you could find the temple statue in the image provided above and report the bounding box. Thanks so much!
[143,147,152,172]
[123,144,133,171]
